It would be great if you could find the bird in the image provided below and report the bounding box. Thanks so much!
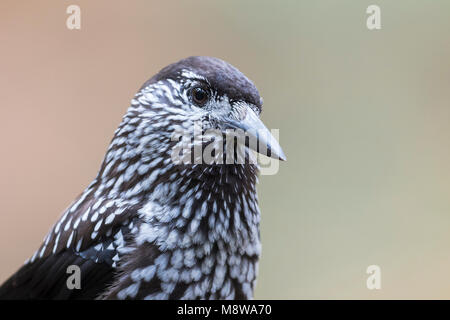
[0,56,285,300]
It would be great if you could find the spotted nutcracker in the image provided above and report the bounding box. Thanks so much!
[0,56,286,300]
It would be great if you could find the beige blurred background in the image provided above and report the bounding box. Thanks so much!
[1,0,450,299]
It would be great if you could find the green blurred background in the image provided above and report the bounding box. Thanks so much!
[1,0,450,299]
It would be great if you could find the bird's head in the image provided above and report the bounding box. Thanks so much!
[98,57,285,199]
[133,56,285,164]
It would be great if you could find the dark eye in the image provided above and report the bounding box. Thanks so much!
[191,87,209,106]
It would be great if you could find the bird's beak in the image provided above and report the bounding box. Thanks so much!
[223,106,286,161]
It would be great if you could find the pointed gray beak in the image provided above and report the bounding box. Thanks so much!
[223,106,286,161]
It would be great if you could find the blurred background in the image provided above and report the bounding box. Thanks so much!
[1,0,450,299]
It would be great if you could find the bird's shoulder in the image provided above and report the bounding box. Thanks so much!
[31,188,140,266]
[0,187,142,299]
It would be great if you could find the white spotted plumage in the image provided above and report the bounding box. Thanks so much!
[4,57,275,301]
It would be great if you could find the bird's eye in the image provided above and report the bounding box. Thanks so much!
[191,87,209,106]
